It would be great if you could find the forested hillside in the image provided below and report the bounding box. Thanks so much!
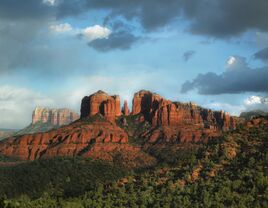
[0,118,267,208]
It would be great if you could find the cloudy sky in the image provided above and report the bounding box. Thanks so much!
[1,0,268,129]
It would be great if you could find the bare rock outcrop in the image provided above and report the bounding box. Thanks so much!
[131,90,238,143]
[0,119,128,161]
[32,107,79,126]
[122,100,130,116]
[132,90,236,130]
[80,90,121,122]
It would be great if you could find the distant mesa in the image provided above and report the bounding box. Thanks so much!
[240,110,268,120]
[16,107,79,136]
[1,107,79,140]
[32,107,79,126]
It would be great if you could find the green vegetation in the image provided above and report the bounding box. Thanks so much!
[0,155,20,162]
[0,157,127,199]
[0,123,267,207]
[0,129,17,140]
[116,114,152,146]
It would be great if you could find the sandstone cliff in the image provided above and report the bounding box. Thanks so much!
[80,90,121,122]
[0,117,127,160]
[32,107,79,126]
[130,90,238,144]
[122,100,130,116]
[132,90,236,130]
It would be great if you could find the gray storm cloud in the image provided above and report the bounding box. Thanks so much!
[254,47,268,62]
[1,0,268,74]
[181,56,268,94]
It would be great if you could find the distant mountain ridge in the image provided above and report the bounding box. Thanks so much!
[0,129,18,140]
[240,110,268,120]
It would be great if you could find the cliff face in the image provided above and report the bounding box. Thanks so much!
[132,90,236,130]
[131,90,238,143]
[80,90,121,122]
[32,107,79,126]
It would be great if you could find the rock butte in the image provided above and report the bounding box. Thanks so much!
[0,90,240,167]
[32,107,79,126]
[80,90,121,122]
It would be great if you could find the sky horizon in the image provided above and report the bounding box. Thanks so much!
[1,0,268,129]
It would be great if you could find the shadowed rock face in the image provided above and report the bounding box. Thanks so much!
[122,100,130,116]
[32,107,79,126]
[80,90,121,122]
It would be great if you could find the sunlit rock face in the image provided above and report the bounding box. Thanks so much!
[80,90,121,122]
[131,90,238,143]
[132,90,236,129]
[32,107,79,126]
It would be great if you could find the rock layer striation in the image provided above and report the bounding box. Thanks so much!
[32,107,79,126]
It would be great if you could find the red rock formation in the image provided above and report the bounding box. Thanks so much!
[81,91,121,122]
[32,107,79,126]
[122,100,130,116]
[0,119,128,161]
[132,90,163,118]
[0,117,157,169]
[131,90,238,143]
[132,90,236,130]
[0,89,242,166]
[114,95,121,117]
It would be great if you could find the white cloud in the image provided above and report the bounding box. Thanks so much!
[203,95,268,117]
[82,25,111,41]
[50,23,73,33]
[49,23,111,42]
[227,56,236,66]
[43,0,56,6]
[243,95,268,112]
[0,86,55,129]
[225,56,248,71]
[244,95,262,105]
